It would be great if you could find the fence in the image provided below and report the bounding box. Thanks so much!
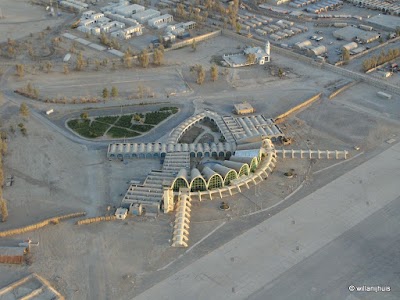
[166,30,222,51]
[221,30,400,95]
[275,93,322,122]
[0,212,86,238]
[328,81,358,99]
[76,215,117,225]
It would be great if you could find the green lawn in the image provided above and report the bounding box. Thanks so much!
[68,107,179,139]
[107,127,140,138]
[95,116,119,124]
[160,106,179,114]
[130,124,154,132]
[144,111,172,125]
[67,120,109,138]
[114,115,133,128]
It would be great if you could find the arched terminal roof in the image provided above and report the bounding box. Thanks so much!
[189,168,207,192]
[202,167,224,190]
[171,168,190,192]
[210,164,238,186]
[222,161,250,177]
[230,156,258,172]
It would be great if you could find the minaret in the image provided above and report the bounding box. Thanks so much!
[265,41,270,56]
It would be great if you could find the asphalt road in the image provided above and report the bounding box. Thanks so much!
[133,141,400,300]
[248,195,400,300]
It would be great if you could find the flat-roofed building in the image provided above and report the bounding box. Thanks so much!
[114,4,145,17]
[132,9,161,23]
[234,102,255,115]
[148,14,174,29]
[333,26,380,43]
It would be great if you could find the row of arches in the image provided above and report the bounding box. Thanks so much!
[109,150,233,160]
[171,163,252,192]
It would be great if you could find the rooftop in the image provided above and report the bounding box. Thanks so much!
[367,14,400,31]
[234,102,254,112]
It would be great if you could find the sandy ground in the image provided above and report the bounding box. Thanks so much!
[0,0,69,43]
[1,27,400,300]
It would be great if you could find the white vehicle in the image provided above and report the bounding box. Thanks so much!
[316,36,324,42]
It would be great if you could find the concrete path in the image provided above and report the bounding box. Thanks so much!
[134,142,400,300]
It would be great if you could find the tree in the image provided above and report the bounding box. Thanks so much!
[0,199,8,222]
[45,61,53,73]
[19,103,29,117]
[196,65,205,85]
[15,64,24,77]
[75,52,85,71]
[123,50,132,68]
[100,32,109,46]
[8,46,16,58]
[210,64,218,81]
[94,60,101,71]
[139,49,149,68]
[0,139,7,156]
[236,22,242,33]
[33,88,39,99]
[246,53,256,64]
[137,84,145,98]
[111,86,118,98]
[80,112,89,120]
[102,88,109,99]
[153,47,164,65]
[20,127,27,136]
[26,82,33,94]
[342,48,350,63]
[278,68,284,79]
[63,64,69,75]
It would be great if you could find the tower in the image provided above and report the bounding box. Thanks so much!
[265,41,270,56]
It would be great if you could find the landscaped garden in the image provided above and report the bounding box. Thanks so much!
[67,107,178,139]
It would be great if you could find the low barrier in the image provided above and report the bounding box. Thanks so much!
[0,212,86,238]
[76,215,117,225]
[165,30,222,51]
[328,81,358,100]
[275,93,322,123]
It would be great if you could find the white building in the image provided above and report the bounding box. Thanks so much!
[82,10,96,19]
[111,24,143,39]
[114,4,145,17]
[101,21,126,33]
[104,12,140,27]
[101,1,129,13]
[132,9,161,23]
[115,208,128,220]
[243,41,271,65]
[91,13,105,20]
[148,14,174,29]
[223,41,271,67]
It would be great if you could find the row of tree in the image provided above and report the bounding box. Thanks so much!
[0,128,8,222]
[102,86,119,99]
[193,64,219,85]
[125,46,165,69]
[362,48,400,72]
[15,46,164,78]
